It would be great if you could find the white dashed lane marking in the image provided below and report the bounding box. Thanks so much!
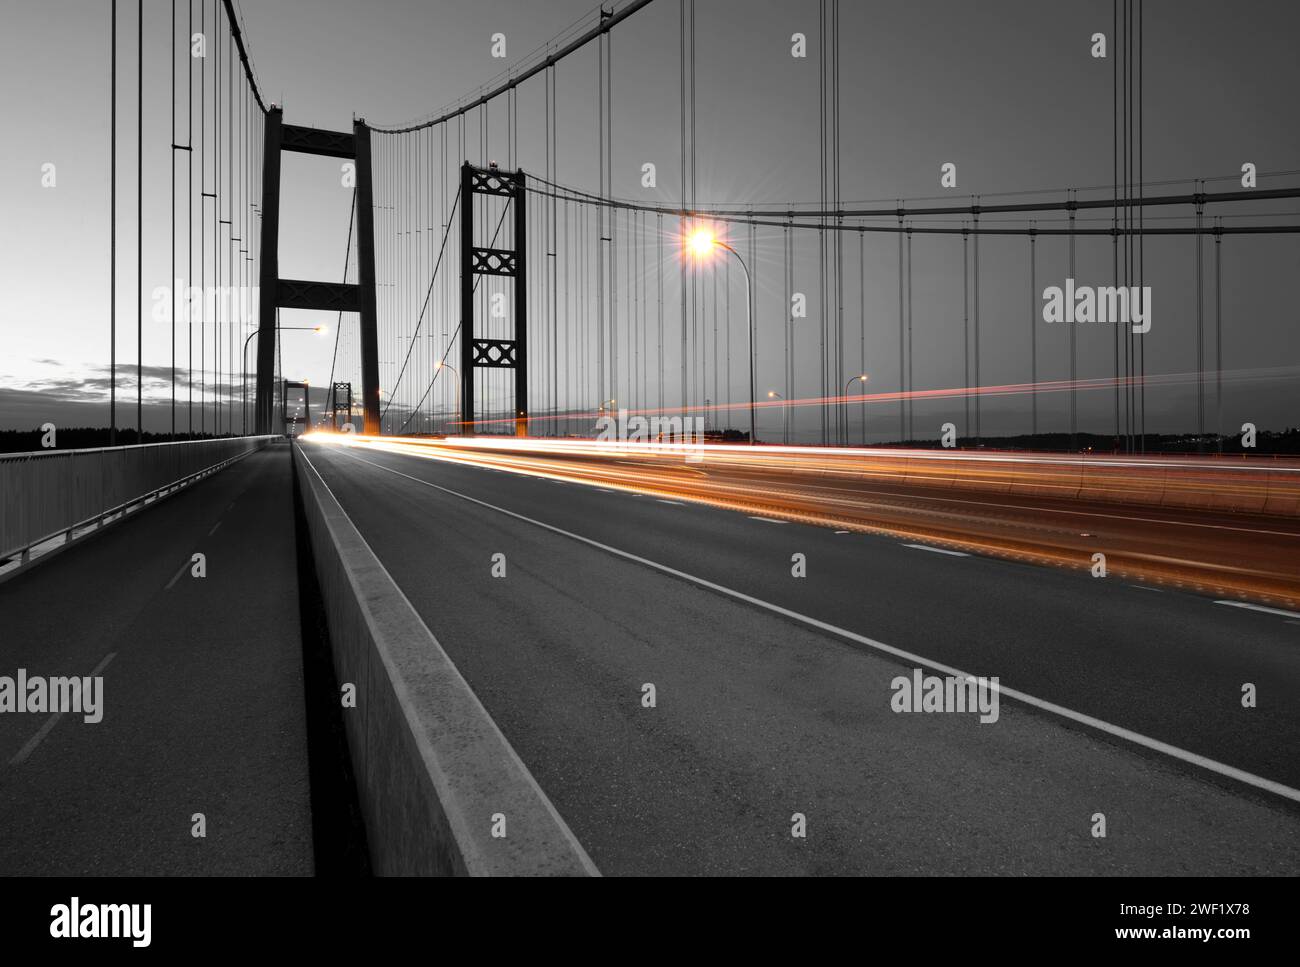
[1214,600,1300,620]
[164,557,190,590]
[8,652,117,766]
[904,543,969,557]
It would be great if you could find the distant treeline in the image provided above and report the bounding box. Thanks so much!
[1,425,1297,455]
[0,427,240,454]
[893,428,1300,455]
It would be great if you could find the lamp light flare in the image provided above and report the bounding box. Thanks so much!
[688,228,717,258]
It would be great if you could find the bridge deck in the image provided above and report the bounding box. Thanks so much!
[0,442,313,875]
[300,440,1300,876]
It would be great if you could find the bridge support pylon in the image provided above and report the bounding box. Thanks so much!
[459,163,527,436]
[255,107,380,434]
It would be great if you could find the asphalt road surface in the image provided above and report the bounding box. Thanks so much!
[302,438,1300,876]
[0,443,313,875]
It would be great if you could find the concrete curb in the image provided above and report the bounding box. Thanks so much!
[293,442,599,877]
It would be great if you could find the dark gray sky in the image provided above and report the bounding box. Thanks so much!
[2,0,1297,440]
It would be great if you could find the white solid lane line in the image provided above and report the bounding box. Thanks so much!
[1214,600,1300,620]
[332,446,1300,806]
[904,544,970,557]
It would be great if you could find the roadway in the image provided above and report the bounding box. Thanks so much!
[301,437,1300,875]
[0,442,314,875]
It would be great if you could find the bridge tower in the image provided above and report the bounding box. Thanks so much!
[282,379,311,434]
[330,381,353,430]
[255,106,380,435]
[460,162,527,436]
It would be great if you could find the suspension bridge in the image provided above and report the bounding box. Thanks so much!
[1,0,1298,878]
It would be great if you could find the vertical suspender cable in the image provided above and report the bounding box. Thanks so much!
[214,7,221,433]
[597,31,606,415]
[199,0,205,435]
[859,229,865,445]
[170,0,176,436]
[1124,0,1132,452]
[749,217,757,443]
[832,0,842,444]
[905,225,912,443]
[1030,226,1037,437]
[226,21,233,434]
[657,211,664,415]
[1214,219,1222,452]
[1195,180,1205,450]
[897,213,904,444]
[688,0,696,427]
[137,0,144,438]
[962,226,969,437]
[973,199,981,444]
[1068,190,1076,449]
[679,0,687,420]
[215,0,222,427]
[187,0,193,436]
[785,219,793,443]
[1137,0,1145,452]
[111,0,118,445]
[817,0,827,445]
[551,65,559,433]
[1112,0,1120,447]
[725,220,731,419]
[609,28,617,422]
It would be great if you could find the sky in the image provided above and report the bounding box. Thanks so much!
[1,0,1297,442]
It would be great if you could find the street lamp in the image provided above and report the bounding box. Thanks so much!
[688,228,756,444]
[843,374,868,446]
[768,391,789,445]
[436,360,461,433]
[242,324,326,434]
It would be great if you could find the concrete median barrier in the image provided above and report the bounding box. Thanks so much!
[292,442,599,877]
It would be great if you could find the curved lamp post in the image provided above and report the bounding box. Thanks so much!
[843,373,868,446]
[688,229,755,445]
[436,360,461,433]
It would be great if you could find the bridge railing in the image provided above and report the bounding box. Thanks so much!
[0,436,279,567]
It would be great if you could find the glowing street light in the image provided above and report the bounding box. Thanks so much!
[688,228,756,444]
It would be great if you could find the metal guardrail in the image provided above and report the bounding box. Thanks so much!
[0,436,278,566]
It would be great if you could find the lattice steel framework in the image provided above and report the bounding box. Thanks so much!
[330,381,352,429]
[460,163,527,435]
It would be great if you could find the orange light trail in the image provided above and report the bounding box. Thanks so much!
[304,431,1300,609]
